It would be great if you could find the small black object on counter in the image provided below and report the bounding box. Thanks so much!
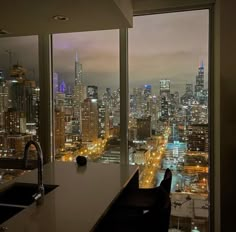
[76,156,87,166]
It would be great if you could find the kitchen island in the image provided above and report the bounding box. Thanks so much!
[0,161,139,232]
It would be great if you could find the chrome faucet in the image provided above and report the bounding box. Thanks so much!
[23,140,44,205]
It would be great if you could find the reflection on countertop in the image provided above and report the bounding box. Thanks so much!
[0,161,138,232]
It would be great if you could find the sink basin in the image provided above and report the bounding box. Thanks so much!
[0,205,24,224]
[0,182,58,206]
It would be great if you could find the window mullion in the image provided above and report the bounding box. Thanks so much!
[119,28,129,165]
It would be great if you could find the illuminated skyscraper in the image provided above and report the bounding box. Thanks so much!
[59,80,66,94]
[4,109,26,134]
[98,103,106,139]
[0,77,8,130]
[75,52,82,85]
[144,84,152,99]
[55,92,65,112]
[187,124,208,152]
[0,133,32,157]
[73,53,86,134]
[181,83,194,105]
[133,87,143,116]
[7,65,37,124]
[81,98,98,142]
[64,94,73,135]
[195,62,204,101]
[87,85,98,99]
[160,79,170,121]
[137,116,151,140]
[55,109,65,152]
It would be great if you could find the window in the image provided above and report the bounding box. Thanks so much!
[0,8,211,231]
[0,36,39,183]
[129,10,209,231]
[52,30,119,163]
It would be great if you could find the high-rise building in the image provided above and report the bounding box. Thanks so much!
[98,103,109,139]
[64,94,73,135]
[55,92,65,112]
[0,79,8,130]
[136,116,151,140]
[59,80,66,94]
[73,53,86,134]
[87,85,98,99]
[160,79,170,96]
[9,64,26,79]
[0,134,32,157]
[6,65,36,124]
[81,98,98,142]
[4,109,26,134]
[186,84,194,95]
[195,62,204,101]
[181,83,194,105]
[102,88,111,106]
[160,80,170,121]
[75,52,82,86]
[150,95,158,134]
[55,109,65,152]
[25,80,37,123]
[144,84,152,100]
[132,87,143,117]
[187,124,208,152]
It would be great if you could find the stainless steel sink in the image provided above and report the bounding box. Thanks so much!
[0,182,58,206]
[0,205,24,224]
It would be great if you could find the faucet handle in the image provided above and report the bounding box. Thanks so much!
[32,192,44,205]
[32,192,42,201]
[32,185,44,205]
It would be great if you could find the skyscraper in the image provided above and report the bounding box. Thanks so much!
[137,116,151,140]
[87,85,98,99]
[73,53,86,134]
[187,124,208,152]
[144,84,152,99]
[160,79,170,96]
[59,80,66,94]
[81,98,98,142]
[160,79,170,121]
[55,109,65,152]
[75,52,83,86]
[4,109,26,134]
[0,78,8,130]
[195,62,204,100]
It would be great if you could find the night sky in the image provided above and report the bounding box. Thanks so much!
[0,9,209,96]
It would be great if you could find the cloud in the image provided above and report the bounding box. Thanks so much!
[0,9,209,97]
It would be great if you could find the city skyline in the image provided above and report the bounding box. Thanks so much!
[0,9,210,231]
[0,9,209,96]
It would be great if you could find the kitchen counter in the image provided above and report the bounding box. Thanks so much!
[0,161,139,232]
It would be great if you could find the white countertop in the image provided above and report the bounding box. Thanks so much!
[1,161,139,232]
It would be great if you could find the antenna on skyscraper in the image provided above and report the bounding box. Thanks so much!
[200,60,204,69]
[75,51,78,62]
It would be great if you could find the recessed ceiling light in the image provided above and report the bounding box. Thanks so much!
[52,15,69,21]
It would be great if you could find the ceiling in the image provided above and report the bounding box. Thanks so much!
[0,0,214,37]
[0,0,133,36]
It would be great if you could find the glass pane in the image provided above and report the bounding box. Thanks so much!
[53,30,119,163]
[129,10,209,232]
[0,36,39,183]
